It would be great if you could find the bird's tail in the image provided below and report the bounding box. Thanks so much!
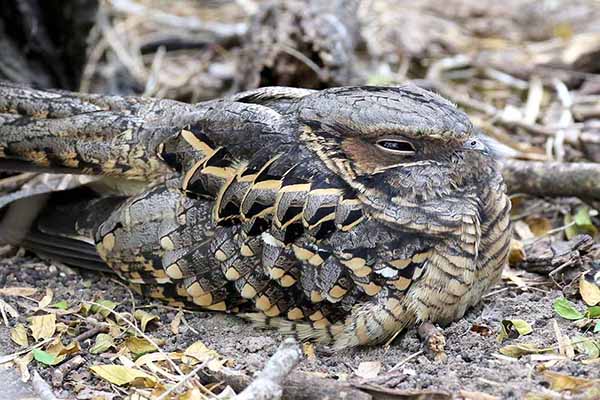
[0,81,194,180]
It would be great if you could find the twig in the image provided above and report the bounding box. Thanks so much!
[109,0,246,40]
[236,338,303,400]
[155,362,209,400]
[52,355,86,387]
[388,350,424,372]
[502,160,600,200]
[73,324,110,344]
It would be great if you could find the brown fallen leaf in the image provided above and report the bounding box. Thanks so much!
[38,288,54,309]
[499,343,548,358]
[11,323,29,347]
[355,361,382,380]
[133,310,159,332]
[580,274,600,306]
[30,314,56,341]
[508,239,526,266]
[525,216,553,237]
[90,364,157,386]
[459,389,499,400]
[303,342,316,359]
[125,336,158,357]
[170,310,183,335]
[0,287,38,297]
[542,371,599,392]
[13,351,33,382]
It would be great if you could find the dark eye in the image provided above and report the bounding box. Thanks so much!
[375,139,416,155]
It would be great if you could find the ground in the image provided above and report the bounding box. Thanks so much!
[1,252,598,399]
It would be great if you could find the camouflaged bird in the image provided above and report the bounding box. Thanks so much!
[0,81,511,349]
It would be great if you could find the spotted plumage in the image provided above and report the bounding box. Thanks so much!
[0,82,511,348]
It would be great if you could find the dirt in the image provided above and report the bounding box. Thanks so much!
[1,252,598,399]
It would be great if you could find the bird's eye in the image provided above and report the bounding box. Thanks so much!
[375,139,416,155]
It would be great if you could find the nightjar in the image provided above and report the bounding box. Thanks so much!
[0,82,511,349]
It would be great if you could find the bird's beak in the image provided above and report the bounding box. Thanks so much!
[464,133,518,159]
[462,137,489,153]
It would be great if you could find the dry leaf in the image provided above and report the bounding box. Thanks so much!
[11,323,29,347]
[30,314,56,341]
[513,221,534,240]
[133,310,159,332]
[525,216,552,237]
[499,343,546,358]
[125,337,157,356]
[0,287,38,297]
[90,365,156,386]
[508,239,526,266]
[179,388,204,400]
[182,340,225,371]
[542,371,598,392]
[552,320,574,359]
[0,298,19,324]
[14,351,33,382]
[580,274,600,306]
[38,288,54,309]
[182,341,220,366]
[135,352,182,382]
[470,324,493,336]
[91,300,119,318]
[356,361,382,379]
[303,342,316,359]
[170,310,183,335]
[90,333,115,354]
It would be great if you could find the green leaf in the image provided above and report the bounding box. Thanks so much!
[50,300,69,310]
[553,298,584,320]
[585,306,600,319]
[564,207,598,239]
[32,349,64,366]
[594,321,600,333]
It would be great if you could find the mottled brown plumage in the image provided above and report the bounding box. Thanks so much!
[0,81,511,348]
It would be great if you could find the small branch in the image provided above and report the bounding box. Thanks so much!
[236,338,302,400]
[52,355,86,387]
[502,160,600,200]
[108,0,246,41]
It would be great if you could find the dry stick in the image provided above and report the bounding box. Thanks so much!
[73,324,110,344]
[432,80,560,137]
[109,0,246,40]
[52,355,86,387]
[236,338,303,400]
[502,160,600,200]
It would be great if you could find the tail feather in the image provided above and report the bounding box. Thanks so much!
[0,81,193,180]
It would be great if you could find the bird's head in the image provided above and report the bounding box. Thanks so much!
[293,85,499,213]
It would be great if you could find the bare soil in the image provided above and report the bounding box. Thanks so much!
[1,252,597,399]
